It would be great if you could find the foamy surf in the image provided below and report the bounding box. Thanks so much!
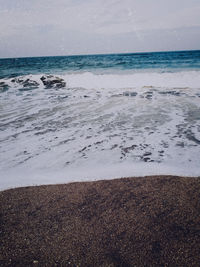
[65,71,200,89]
[0,51,200,190]
[1,70,200,91]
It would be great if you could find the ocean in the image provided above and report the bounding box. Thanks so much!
[0,50,200,189]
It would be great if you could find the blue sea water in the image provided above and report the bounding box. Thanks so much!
[0,50,200,78]
[0,50,200,190]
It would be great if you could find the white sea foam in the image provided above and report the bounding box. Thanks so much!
[0,70,200,190]
[64,71,200,89]
[1,161,199,191]
[2,70,200,90]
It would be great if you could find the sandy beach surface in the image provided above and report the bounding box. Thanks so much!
[1,175,200,266]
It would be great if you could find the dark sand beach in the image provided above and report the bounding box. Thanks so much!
[1,175,200,266]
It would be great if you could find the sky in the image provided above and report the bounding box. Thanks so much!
[0,0,200,58]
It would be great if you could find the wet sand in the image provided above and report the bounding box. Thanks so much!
[0,175,200,266]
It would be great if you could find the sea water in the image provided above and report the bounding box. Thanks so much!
[0,50,200,190]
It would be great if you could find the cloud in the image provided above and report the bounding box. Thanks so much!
[1,25,199,58]
[0,0,199,57]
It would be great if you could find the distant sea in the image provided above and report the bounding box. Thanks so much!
[0,50,200,189]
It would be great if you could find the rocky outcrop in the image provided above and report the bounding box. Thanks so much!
[23,79,39,88]
[11,78,39,88]
[40,75,66,88]
[0,82,9,92]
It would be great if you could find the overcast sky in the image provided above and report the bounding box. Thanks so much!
[0,0,200,58]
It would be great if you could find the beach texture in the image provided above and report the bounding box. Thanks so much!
[1,175,200,266]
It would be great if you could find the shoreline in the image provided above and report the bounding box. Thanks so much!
[1,161,200,191]
[1,175,200,266]
[1,173,200,193]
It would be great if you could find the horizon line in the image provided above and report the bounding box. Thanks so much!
[0,49,199,60]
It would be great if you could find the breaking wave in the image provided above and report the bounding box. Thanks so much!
[64,70,200,89]
[1,70,200,92]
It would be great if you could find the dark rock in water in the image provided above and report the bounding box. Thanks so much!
[121,145,137,155]
[123,92,129,96]
[0,82,9,92]
[11,78,23,83]
[40,75,66,88]
[130,92,137,97]
[23,79,39,88]
[158,91,182,96]
[123,91,137,97]
[145,95,152,99]
[186,132,200,145]
[142,157,151,162]
[11,77,39,89]
[144,91,153,99]
[143,152,152,157]
[176,142,185,147]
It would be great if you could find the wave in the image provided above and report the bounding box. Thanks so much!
[1,70,200,91]
[64,71,200,89]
